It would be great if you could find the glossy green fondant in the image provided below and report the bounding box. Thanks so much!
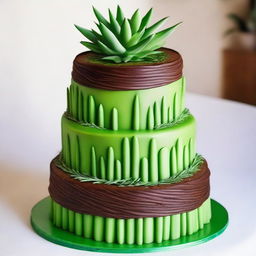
[61,114,196,180]
[36,199,216,246]
[67,77,185,130]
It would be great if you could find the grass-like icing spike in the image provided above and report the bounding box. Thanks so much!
[75,6,181,63]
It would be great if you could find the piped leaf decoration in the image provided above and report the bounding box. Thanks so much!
[120,18,132,45]
[75,6,182,63]
[129,9,141,34]
[116,5,125,26]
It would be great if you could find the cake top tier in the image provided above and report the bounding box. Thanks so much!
[75,6,181,64]
[72,48,183,90]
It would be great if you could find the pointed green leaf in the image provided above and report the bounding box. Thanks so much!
[93,6,110,28]
[98,23,126,53]
[141,17,168,40]
[116,5,125,26]
[128,34,154,54]
[155,22,182,40]
[126,28,145,47]
[138,8,153,31]
[129,9,140,34]
[97,41,117,55]
[108,9,121,35]
[92,29,103,40]
[75,25,98,43]
[80,41,101,53]
[120,18,132,46]
[102,56,122,63]
[145,22,182,51]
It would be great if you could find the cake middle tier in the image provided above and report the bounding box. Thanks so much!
[67,77,185,131]
[61,113,196,181]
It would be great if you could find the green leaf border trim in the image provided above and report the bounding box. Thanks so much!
[54,153,204,187]
[64,108,191,131]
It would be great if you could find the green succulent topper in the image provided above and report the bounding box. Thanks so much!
[75,6,181,63]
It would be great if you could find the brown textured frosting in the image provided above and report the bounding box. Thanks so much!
[49,159,210,219]
[71,48,183,90]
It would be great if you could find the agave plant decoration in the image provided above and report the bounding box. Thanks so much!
[75,6,181,63]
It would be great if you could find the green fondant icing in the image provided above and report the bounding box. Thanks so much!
[84,214,93,238]
[61,113,196,180]
[68,209,75,232]
[66,77,185,130]
[163,216,171,240]
[62,207,68,230]
[51,198,212,245]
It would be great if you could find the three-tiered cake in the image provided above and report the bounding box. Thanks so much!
[44,6,214,247]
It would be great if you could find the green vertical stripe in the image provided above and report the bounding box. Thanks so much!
[132,136,139,179]
[83,214,93,238]
[144,218,154,243]
[159,147,170,180]
[91,146,97,177]
[112,108,118,131]
[75,135,80,171]
[99,156,106,179]
[62,207,68,230]
[189,138,195,163]
[75,213,83,236]
[94,216,104,241]
[136,218,143,245]
[155,217,163,243]
[117,219,125,244]
[176,139,183,172]
[183,144,190,169]
[147,106,154,130]
[181,212,187,236]
[149,139,158,182]
[123,138,130,179]
[105,218,115,243]
[141,157,149,182]
[68,209,75,232]
[171,214,180,240]
[126,219,135,244]
[163,216,171,240]
[55,202,62,228]
[170,146,177,175]
[198,205,204,229]
[154,102,161,126]
[107,147,114,181]
[80,91,84,122]
[161,96,167,123]
[98,104,104,128]
[88,95,95,123]
[115,160,122,180]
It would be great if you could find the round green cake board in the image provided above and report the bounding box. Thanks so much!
[31,197,228,253]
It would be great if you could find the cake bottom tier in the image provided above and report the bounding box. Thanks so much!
[51,198,211,245]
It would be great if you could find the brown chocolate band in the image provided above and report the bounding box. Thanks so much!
[71,48,183,91]
[49,159,210,219]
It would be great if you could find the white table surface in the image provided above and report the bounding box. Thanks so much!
[1,93,256,256]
